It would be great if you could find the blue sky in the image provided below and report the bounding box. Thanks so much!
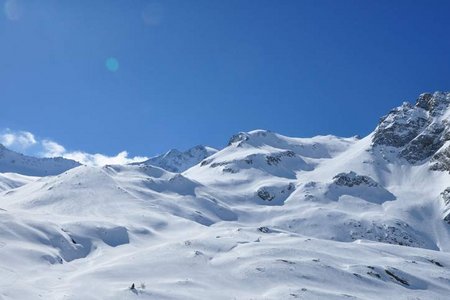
[1,0,450,162]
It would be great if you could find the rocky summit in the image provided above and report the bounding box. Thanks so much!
[373,92,450,166]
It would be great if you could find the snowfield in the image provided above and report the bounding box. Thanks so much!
[1,92,450,299]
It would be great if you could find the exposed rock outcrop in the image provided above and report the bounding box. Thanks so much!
[441,187,450,224]
[372,92,450,166]
[333,171,378,187]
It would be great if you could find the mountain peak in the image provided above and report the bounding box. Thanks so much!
[372,91,450,166]
[415,91,450,115]
[228,129,288,147]
[138,145,218,172]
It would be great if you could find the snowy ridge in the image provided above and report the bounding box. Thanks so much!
[0,144,80,177]
[1,92,450,299]
[136,145,218,172]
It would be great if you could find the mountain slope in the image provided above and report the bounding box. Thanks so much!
[0,144,80,176]
[1,92,450,299]
[136,145,218,172]
[0,172,36,192]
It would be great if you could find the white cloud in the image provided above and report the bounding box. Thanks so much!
[1,129,147,166]
[40,139,147,166]
[41,139,66,157]
[54,149,147,166]
[73,151,147,166]
[0,129,37,151]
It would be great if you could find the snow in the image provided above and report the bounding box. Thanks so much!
[136,145,218,173]
[1,94,450,299]
[0,172,36,192]
[0,144,80,176]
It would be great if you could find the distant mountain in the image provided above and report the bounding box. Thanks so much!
[0,144,80,176]
[1,92,450,299]
[136,145,218,172]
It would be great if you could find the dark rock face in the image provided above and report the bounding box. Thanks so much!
[445,214,450,224]
[258,226,271,233]
[256,183,295,202]
[441,188,450,224]
[400,123,447,163]
[431,146,450,171]
[372,102,429,148]
[344,219,425,248]
[328,172,396,203]
[257,188,275,201]
[227,130,277,147]
[265,151,295,166]
[333,171,378,187]
[228,132,250,146]
[372,92,450,166]
[416,92,450,116]
[416,93,435,110]
[442,188,450,206]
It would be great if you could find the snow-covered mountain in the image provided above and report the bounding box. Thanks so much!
[0,144,80,191]
[0,144,80,176]
[1,92,450,299]
[373,91,450,167]
[136,145,218,172]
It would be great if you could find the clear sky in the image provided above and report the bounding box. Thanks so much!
[1,0,450,162]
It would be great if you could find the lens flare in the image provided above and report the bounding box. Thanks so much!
[4,0,22,21]
[105,57,119,72]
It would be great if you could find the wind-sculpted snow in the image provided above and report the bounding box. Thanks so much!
[1,93,450,299]
[1,223,450,299]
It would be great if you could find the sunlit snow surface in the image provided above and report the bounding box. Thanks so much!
[2,94,450,299]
